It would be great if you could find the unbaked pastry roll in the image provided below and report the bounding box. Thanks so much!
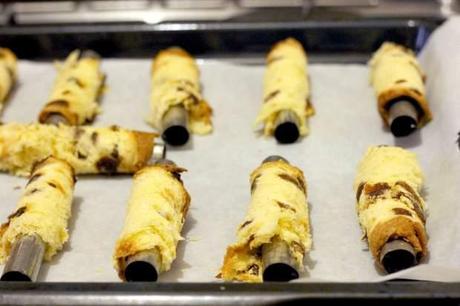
[254,38,314,137]
[0,122,156,176]
[219,158,311,282]
[0,157,76,262]
[149,47,213,135]
[354,146,428,271]
[38,50,105,125]
[369,42,432,127]
[0,48,17,111]
[113,162,190,281]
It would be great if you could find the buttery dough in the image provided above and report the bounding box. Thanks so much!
[113,163,190,280]
[38,50,105,125]
[220,160,311,282]
[255,38,314,137]
[0,48,17,111]
[0,157,76,262]
[354,146,428,266]
[149,47,213,135]
[0,122,156,176]
[369,42,432,127]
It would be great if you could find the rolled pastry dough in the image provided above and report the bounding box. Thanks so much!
[354,146,428,265]
[0,157,76,262]
[220,160,311,282]
[369,42,432,127]
[0,48,17,111]
[38,50,105,125]
[0,122,156,176]
[255,38,314,137]
[149,47,213,135]
[113,163,190,280]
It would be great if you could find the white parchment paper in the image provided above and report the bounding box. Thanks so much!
[0,18,459,283]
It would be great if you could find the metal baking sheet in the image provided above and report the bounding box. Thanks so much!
[0,18,460,284]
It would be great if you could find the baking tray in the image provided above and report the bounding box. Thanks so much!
[1,16,459,305]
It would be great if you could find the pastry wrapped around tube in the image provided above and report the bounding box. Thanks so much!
[369,42,432,131]
[0,48,17,111]
[0,157,76,267]
[254,38,314,142]
[113,160,190,281]
[354,146,428,273]
[149,47,213,140]
[219,156,311,282]
[38,50,105,125]
[0,122,157,176]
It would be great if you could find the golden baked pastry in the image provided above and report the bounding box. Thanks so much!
[0,122,156,176]
[219,159,311,282]
[354,146,428,265]
[369,42,432,127]
[0,157,76,262]
[113,163,190,280]
[149,47,213,135]
[38,50,105,125]
[0,48,17,111]
[255,38,314,137]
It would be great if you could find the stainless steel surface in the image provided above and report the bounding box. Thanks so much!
[152,143,167,162]
[1,282,459,305]
[388,100,418,137]
[44,114,68,125]
[261,238,299,282]
[262,155,288,164]
[124,250,161,282]
[162,105,190,146]
[380,240,417,274]
[274,110,300,144]
[1,235,45,282]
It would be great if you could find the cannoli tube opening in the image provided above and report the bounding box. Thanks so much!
[161,105,190,146]
[274,110,300,144]
[262,238,299,282]
[152,143,167,162]
[379,239,417,274]
[1,235,45,282]
[43,113,69,125]
[388,100,419,137]
[262,155,289,164]
[124,250,161,282]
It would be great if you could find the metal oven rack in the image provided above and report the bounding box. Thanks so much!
[0,1,459,305]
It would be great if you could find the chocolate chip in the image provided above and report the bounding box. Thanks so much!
[111,145,119,159]
[393,207,412,217]
[110,125,119,132]
[77,151,87,160]
[26,188,40,196]
[247,264,259,276]
[264,90,280,103]
[356,182,365,201]
[74,128,85,139]
[96,156,119,174]
[278,173,306,194]
[8,206,26,220]
[364,182,390,198]
[395,79,407,84]
[248,234,256,245]
[239,220,253,230]
[48,182,57,188]
[276,201,296,213]
[62,90,71,95]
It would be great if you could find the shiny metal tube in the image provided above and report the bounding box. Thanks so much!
[380,239,417,274]
[124,250,162,282]
[388,100,419,137]
[161,105,190,146]
[274,110,300,144]
[1,235,45,282]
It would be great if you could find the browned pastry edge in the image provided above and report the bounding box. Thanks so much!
[219,244,261,283]
[132,131,157,171]
[378,87,432,128]
[38,100,78,125]
[368,216,428,266]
